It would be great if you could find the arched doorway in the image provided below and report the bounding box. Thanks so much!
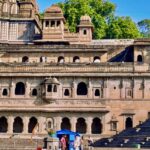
[22,56,29,63]
[77,82,88,95]
[92,118,102,134]
[13,117,23,133]
[73,56,80,63]
[58,56,65,63]
[93,56,100,63]
[0,117,8,133]
[61,118,71,130]
[137,55,143,63]
[28,117,38,133]
[125,117,133,129]
[15,82,25,95]
[76,118,86,134]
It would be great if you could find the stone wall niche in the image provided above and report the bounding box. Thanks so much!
[42,77,60,103]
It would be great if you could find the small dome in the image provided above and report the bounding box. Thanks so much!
[45,5,63,14]
[44,77,60,85]
[80,15,91,22]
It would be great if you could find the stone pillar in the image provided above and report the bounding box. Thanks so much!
[7,116,14,134]
[38,116,46,134]
[103,79,108,98]
[88,80,92,99]
[25,81,30,98]
[55,117,62,131]
[86,117,93,134]
[72,81,77,98]
[10,81,14,98]
[23,116,29,134]
[71,117,77,132]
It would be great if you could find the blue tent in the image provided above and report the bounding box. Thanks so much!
[56,129,80,150]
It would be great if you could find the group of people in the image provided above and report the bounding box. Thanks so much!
[59,135,93,150]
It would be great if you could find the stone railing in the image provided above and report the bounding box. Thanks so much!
[0,63,148,73]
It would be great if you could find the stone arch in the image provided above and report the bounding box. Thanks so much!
[22,56,29,63]
[73,56,80,63]
[61,117,71,130]
[10,4,18,14]
[13,117,23,133]
[125,117,133,129]
[3,3,8,13]
[15,82,25,95]
[137,55,143,63]
[76,118,87,134]
[32,89,37,96]
[2,88,8,96]
[77,82,88,95]
[46,118,54,129]
[58,56,65,63]
[0,117,8,133]
[47,84,52,92]
[93,56,100,63]
[92,118,102,134]
[28,117,38,133]
[64,89,70,96]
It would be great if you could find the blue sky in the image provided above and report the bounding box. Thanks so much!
[37,0,150,22]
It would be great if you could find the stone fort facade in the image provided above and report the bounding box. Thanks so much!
[0,0,150,141]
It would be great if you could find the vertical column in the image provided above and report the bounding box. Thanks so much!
[120,79,124,99]
[86,117,93,134]
[25,81,30,98]
[38,116,46,134]
[103,78,108,99]
[55,117,62,131]
[142,78,145,99]
[7,116,14,134]
[10,81,14,98]
[72,81,77,98]
[71,117,77,132]
[23,116,29,134]
[88,79,92,99]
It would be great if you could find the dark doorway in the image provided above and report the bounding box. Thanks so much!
[92,118,102,134]
[76,118,87,133]
[125,117,133,129]
[15,82,25,95]
[77,82,87,95]
[61,118,71,130]
[28,117,38,133]
[22,56,29,63]
[13,117,23,133]
[137,55,143,63]
[0,117,8,133]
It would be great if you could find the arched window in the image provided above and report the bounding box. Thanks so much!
[76,118,87,134]
[2,89,8,96]
[77,82,87,95]
[10,4,18,14]
[0,117,8,133]
[137,55,143,63]
[95,89,100,96]
[3,3,8,13]
[28,117,38,133]
[13,117,23,133]
[73,56,80,63]
[32,89,37,96]
[53,85,57,92]
[58,56,65,63]
[83,29,87,35]
[22,56,29,63]
[15,82,25,95]
[93,56,100,63]
[40,56,46,63]
[47,121,52,129]
[92,118,102,134]
[125,117,133,129]
[61,118,71,130]
[47,85,52,92]
[64,89,70,96]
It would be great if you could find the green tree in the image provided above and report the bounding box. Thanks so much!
[58,0,140,39]
[106,17,140,39]
[138,19,150,38]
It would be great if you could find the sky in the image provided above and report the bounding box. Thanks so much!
[37,0,150,23]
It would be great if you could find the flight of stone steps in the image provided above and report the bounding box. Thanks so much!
[0,138,43,150]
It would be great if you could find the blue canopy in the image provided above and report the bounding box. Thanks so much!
[56,129,80,136]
